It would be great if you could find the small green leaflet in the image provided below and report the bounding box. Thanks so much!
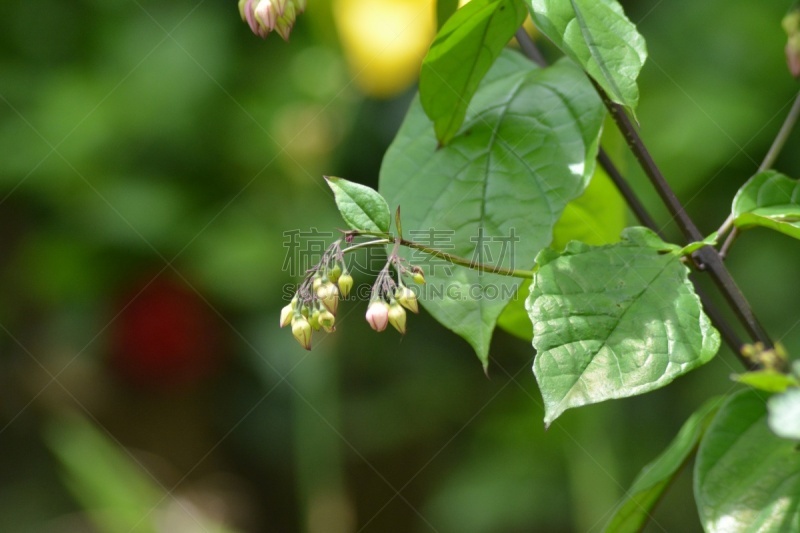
[421,0,528,145]
[604,397,722,533]
[527,227,720,427]
[768,388,800,440]
[526,0,647,114]
[695,390,800,532]
[325,176,391,234]
[732,369,799,393]
[380,51,605,368]
[732,170,800,241]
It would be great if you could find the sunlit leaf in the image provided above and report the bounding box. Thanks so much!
[497,163,626,341]
[380,51,605,367]
[695,390,800,532]
[325,176,391,233]
[605,396,722,533]
[732,170,800,241]
[421,0,528,145]
[768,388,800,440]
[527,227,720,426]
[526,0,647,113]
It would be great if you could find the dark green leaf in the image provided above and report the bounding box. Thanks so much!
[526,0,647,113]
[695,390,800,532]
[527,227,720,426]
[436,0,461,30]
[325,176,391,233]
[732,170,800,241]
[497,162,626,341]
[421,0,528,145]
[605,397,722,533]
[380,51,605,367]
[768,388,800,440]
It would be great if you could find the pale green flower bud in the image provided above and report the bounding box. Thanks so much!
[274,1,297,41]
[388,302,407,334]
[328,264,342,283]
[394,286,418,314]
[309,308,321,331]
[411,268,425,285]
[366,301,389,332]
[279,302,294,327]
[292,315,312,350]
[319,310,336,332]
[317,282,339,314]
[338,273,354,299]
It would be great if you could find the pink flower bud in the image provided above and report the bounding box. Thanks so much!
[366,301,389,332]
[388,302,407,334]
[291,316,312,350]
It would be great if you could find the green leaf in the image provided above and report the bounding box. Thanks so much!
[768,388,800,440]
[436,0,461,30]
[678,231,718,256]
[497,161,626,341]
[526,0,647,113]
[732,170,800,241]
[733,369,799,393]
[695,390,800,532]
[325,176,391,233]
[605,397,722,533]
[421,0,528,145]
[380,51,605,367]
[527,226,720,426]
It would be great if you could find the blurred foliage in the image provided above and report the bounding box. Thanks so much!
[0,0,799,532]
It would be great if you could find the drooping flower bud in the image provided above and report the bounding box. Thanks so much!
[328,264,342,283]
[309,308,321,331]
[291,315,312,350]
[388,302,407,334]
[274,1,297,41]
[240,0,302,41]
[319,310,336,332]
[317,282,339,314]
[279,302,295,327]
[313,276,324,292]
[394,286,418,314]
[411,267,425,285]
[338,273,354,299]
[366,301,389,332]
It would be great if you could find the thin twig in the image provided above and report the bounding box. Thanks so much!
[591,79,773,350]
[718,90,800,239]
[514,29,749,360]
[759,90,800,172]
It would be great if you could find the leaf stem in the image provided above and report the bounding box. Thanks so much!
[344,231,533,279]
[759,90,800,173]
[399,238,534,278]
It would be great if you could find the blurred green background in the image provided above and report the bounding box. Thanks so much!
[1,0,799,531]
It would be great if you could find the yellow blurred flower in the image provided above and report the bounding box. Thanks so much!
[334,0,436,98]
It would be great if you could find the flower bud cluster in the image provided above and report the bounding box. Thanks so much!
[280,237,427,349]
[239,0,306,41]
[280,241,353,350]
[365,260,424,335]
